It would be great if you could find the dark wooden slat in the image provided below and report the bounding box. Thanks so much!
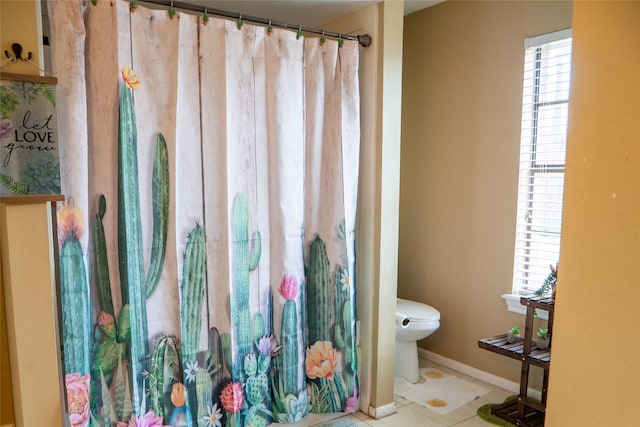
[491,400,546,427]
[479,295,554,425]
[478,335,550,368]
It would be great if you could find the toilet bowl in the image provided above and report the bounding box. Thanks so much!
[395,298,441,383]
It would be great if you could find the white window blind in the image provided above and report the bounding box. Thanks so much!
[513,29,572,294]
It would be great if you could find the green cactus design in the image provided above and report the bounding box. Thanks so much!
[304,228,358,414]
[59,226,91,376]
[207,327,226,403]
[178,223,206,424]
[93,195,114,317]
[196,368,213,427]
[253,312,265,342]
[117,81,169,411]
[281,298,298,396]
[243,353,272,426]
[100,367,117,426]
[306,236,330,344]
[267,289,274,340]
[297,283,307,352]
[114,357,133,422]
[179,224,206,361]
[333,266,357,394]
[231,192,261,379]
[221,332,233,378]
[89,195,131,413]
[149,335,181,422]
[272,374,309,423]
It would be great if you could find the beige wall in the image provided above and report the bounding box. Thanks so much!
[1,2,47,425]
[0,199,64,427]
[399,0,572,386]
[1,0,44,75]
[325,0,405,416]
[546,2,640,425]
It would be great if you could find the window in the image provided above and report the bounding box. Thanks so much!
[512,29,572,294]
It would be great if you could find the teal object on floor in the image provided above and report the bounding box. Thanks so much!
[313,418,358,427]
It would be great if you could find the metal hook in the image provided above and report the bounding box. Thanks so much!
[4,43,32,61]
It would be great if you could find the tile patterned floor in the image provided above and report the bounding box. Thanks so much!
[301,356,514,427]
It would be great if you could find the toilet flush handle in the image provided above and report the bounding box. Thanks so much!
[396,313,410,328]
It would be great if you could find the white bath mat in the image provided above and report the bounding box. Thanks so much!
[394,368,490,415]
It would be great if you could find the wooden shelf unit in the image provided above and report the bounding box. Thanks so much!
[478,295,554,427]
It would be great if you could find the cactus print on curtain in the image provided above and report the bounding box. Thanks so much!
[48,1,360,426]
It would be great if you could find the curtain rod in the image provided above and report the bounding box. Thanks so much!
[138,0,372,47]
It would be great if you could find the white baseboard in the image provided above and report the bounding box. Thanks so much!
[418,348,542,400]
[368,402,397,419]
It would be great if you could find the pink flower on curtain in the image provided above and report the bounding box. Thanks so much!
[278,274,298,301]
[57,200,84,244]
[65,372,90,427]
[345,387,358,413]
[116,410,169,427]
[305,341,338,380]
[120,66,140,90]
[220,382,244,414]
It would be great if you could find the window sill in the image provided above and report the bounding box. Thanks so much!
[502,293,549,320]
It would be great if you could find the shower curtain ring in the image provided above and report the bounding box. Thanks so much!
[203,6,209,24]
[320,29,326,45]
[296,25,303,40]
[267,19,273,34]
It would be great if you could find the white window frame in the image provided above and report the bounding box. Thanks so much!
[505,29,572,316]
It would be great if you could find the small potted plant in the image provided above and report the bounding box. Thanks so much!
[536,328,550,349]
[507,326,522,343]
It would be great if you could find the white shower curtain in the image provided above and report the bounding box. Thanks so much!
[48,1,360,426]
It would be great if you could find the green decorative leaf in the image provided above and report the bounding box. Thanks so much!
[0,173,29,195]
[0,85,20,118]
[114,359,126,420]
[34,83,56,107]
[100,368,116,426]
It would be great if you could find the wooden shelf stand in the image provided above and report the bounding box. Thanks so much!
[478,295,554,427]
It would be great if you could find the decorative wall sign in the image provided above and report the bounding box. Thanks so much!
[0,72,60,196]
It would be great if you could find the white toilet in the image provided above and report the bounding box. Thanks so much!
[395,298,441,383]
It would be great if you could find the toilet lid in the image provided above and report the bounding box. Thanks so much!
[397,298,440,321]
